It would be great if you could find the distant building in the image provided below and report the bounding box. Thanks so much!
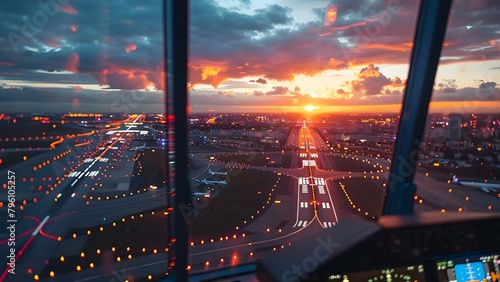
[470,113,477,138]
[448,114,462,140]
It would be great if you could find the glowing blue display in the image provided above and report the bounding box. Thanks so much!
[454,262,485,282]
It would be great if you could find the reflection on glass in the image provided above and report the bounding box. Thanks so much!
[414,0,500,214]
[0,1,167,281]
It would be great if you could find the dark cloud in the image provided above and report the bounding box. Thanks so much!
[255,4,293,26]
[0,0,163,90]
[266,86,289,95]
[239,0,251,7]
[253,90,264,96]
[441,87,456,93]
[438,79,457,93]
[336,89,346,94]
[479,81,497,89]
[216,90,235,97]
[431,86,500,103]
[438,1,500,63]
[0,69,97,85]
[190,0,293,45]
[392,76,403,86]
[256,78,267,84]
[384,89,401,95]
[0,87,164,113]
[290,86,301,96]
[348,64,391,95]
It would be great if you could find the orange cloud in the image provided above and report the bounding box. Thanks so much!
[364,43,413,52]
[125,44,137,53]
[190,64,229,88]
[61,4,78,15]
[357,64,382,79]
[391,76,404,87]
[328,58,350,69]
[199,65,226,80]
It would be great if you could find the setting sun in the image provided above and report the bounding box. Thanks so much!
[304,105,319,112]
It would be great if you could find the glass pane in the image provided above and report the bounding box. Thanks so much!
[187,0,419,273]
[414,0,500,213]
[0,1,167,281]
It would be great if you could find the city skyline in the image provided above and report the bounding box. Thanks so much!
[0,0,499,113]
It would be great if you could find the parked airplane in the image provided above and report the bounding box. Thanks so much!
[208,169,228,176]
[129,142,147,151]
[192,192,211,198]
[194,179,227,185]
[451,175,500,193]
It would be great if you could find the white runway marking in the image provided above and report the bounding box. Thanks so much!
[323,222,335,228]
[318,185,325,194]
[301,185,308,194]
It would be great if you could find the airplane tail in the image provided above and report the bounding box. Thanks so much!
[451,175,461,185]
[208,169,213,174]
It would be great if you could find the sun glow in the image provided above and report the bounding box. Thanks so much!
[304,105,319,112]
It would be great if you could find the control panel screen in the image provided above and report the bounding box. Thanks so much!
[436,254,500,282]
[328,264,426,281]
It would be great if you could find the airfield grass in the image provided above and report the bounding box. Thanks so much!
[42,168,279,278]
[90,149,167,198]
[328,155,378,172]
[333,177,385,218]
[0,150,47,170]
[190,168,279,240]
[41,209,168,278]
[281,153,293,168]
[209,152,270,166]
[0,123,87,138]
[1,139,54,149]
[135,149,167,187]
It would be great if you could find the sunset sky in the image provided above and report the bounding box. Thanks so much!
[0,0,499,114]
